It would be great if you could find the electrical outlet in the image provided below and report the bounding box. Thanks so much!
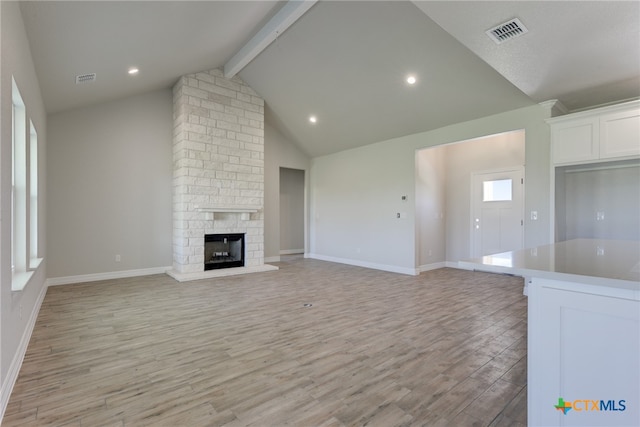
[115,254,121,262]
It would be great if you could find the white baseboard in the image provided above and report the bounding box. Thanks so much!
[47,266,172,286]
[306,253,419,276]
[446,261,472,270]
[264,256,281,263]
[279,249,304,255]
[418,261,447,273]
[0,281,48,421]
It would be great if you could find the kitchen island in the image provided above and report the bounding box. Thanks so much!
[460,239,639,427]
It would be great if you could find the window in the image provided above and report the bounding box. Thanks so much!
[30,120,40,268]
[12,79,27,275]
[11,78,34,290]
[483,178,512,202]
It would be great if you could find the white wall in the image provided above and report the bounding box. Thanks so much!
[47,89,173,278]
[310,104,552,274]
[416,146,447,268]
[264,122,309,261]
[0,1,48,416]
[279,168,305,254]
[310,141,417,274]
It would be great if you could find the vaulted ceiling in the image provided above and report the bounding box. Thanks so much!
[19,1,640,157]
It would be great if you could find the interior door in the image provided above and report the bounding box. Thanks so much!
[471,167,524,258]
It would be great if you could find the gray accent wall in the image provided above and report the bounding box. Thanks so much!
[1,0,48,406]
[47,89,173,278]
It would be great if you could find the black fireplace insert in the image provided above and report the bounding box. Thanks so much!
[204,233,245,270]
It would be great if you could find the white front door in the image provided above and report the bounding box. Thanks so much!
[471,167,524,258]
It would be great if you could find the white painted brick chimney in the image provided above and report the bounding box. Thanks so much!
[168,68,275,281]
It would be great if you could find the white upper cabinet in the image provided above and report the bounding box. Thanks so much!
[600,108,640,159]
[551,117,599,164]
[549,100,640,165]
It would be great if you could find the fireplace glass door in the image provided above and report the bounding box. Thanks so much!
[204,233,245,270]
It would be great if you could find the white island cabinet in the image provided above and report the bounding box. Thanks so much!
[460,239,639,427]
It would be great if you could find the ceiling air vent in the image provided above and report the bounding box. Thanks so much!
[75,73,96,84]
[486,18,528,45]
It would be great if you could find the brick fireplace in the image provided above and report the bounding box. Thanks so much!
[167,68,277,281]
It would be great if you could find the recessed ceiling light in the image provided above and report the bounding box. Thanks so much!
[128,67,139,75]
[406,75,417,85]
[309,115,317,124]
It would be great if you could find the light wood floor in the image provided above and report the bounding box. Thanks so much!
[4,257,527,426]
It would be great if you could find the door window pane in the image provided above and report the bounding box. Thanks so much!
[483,179,512,202]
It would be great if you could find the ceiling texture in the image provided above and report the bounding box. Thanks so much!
[19,1,640,157]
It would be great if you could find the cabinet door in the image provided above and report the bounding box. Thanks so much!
[528,278,640,427]
[552,119,599,165]
[600,108,640,159]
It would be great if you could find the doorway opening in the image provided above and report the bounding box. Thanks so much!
[279,167,305,256]
[415,129,525,268]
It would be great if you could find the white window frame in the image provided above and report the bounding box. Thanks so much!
[29,120,42,270]
[11,78,33,291]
